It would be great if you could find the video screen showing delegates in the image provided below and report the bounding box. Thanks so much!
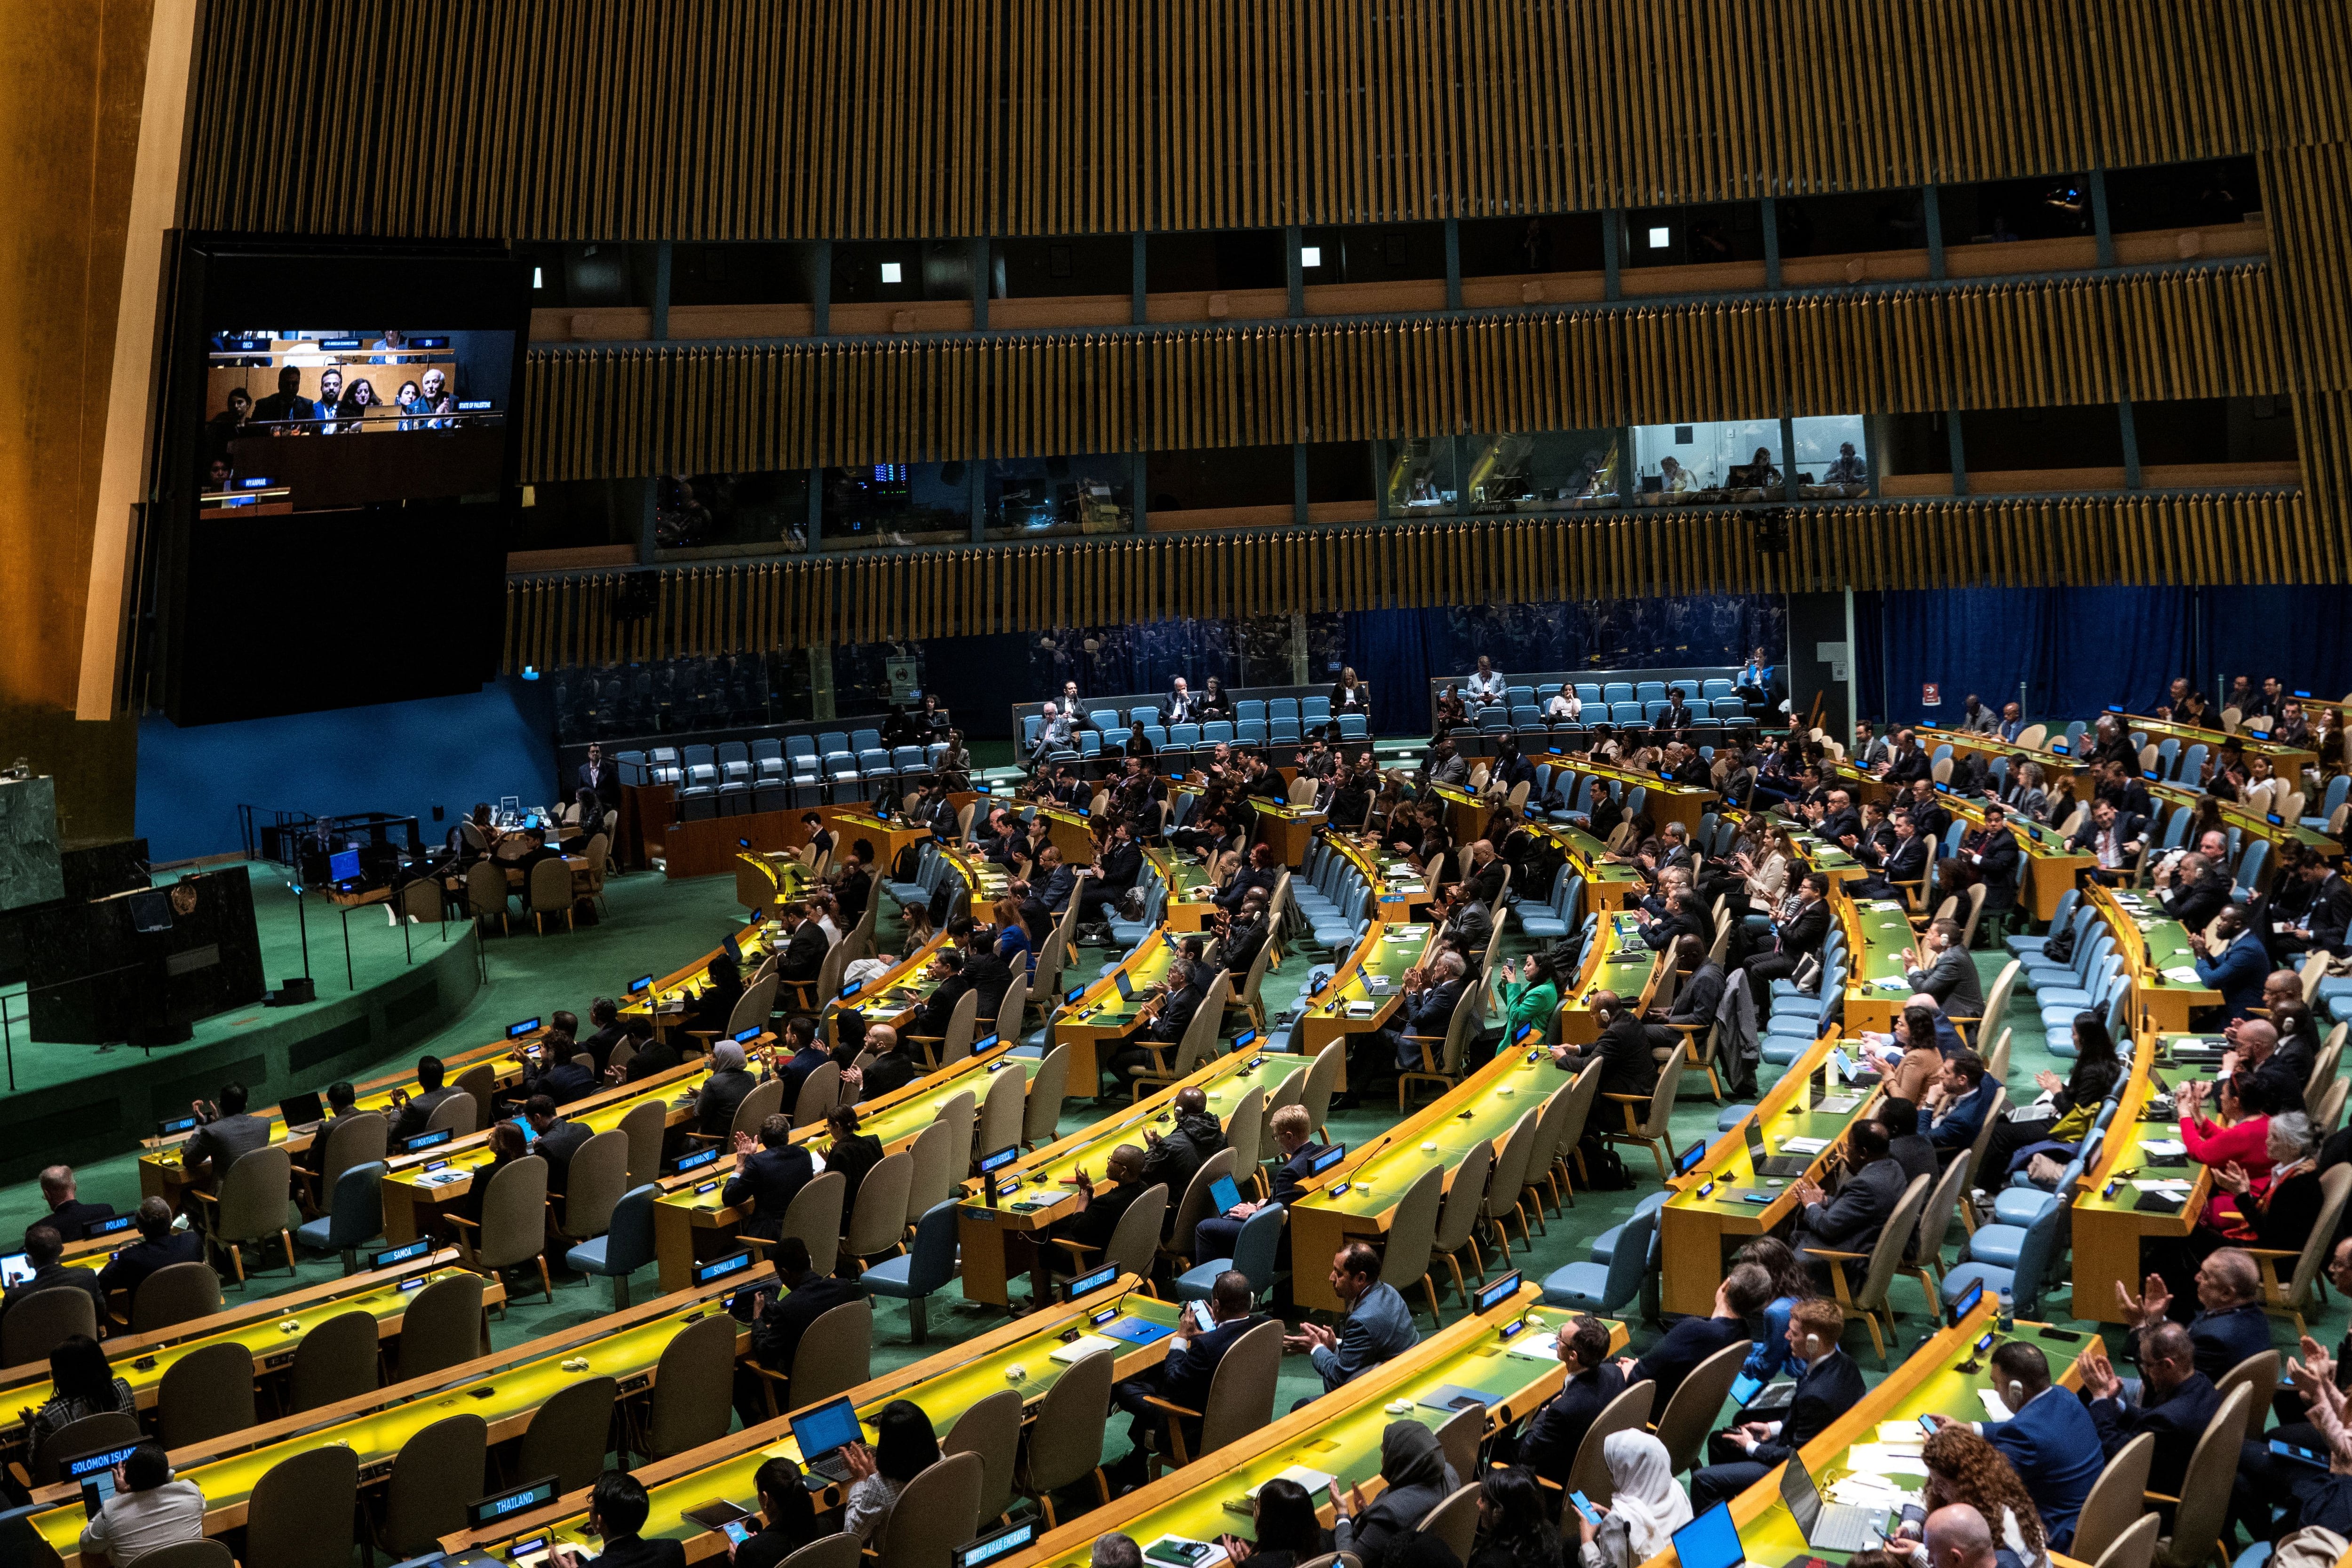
[199,328,516,512]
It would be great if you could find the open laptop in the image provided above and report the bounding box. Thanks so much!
[1781,1452,1887,1552]
[1742,1118,1813,1179]
[790,1396,866,1486]
[1670,1502,1743,1568]
[1209,1174,1243,1216]
[278,1090,325,1133]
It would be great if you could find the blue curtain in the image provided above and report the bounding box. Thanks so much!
[1343,608,1432,733]
[1867,587,2195,724]
[2203,586,2352,699]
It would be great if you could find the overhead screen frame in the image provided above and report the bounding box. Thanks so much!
[148,235,534,725]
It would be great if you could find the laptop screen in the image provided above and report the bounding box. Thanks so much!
[1672,1503,1745,1568]
[1742,1121,1766,1159]
[1779,1456,1824,1532]
[1209,1175,1242,1214]
[278,1090,324,1129]
[1114,971,1135,1003]
[789,1397,863,1459]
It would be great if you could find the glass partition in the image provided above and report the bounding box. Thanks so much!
[1629,419,1786,502]
[1375,437,1458,518]
[1460,429,1621,512]
[1788,416,1871,498]
[657,470,810,553]
[985,454,1132,541]
[819,462,970,550]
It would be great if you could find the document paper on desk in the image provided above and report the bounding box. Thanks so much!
[1783,1136,1833,1154]
[1250,1465,1336,1498]
[2141,1140,2187,1159]
[1508,1330,1566,1361]
[1979,1390,2014,1421]
[1049,1333,1124,1365]
[2132,1179,2195,1194]
[1844,1443,1932,1478]
[2162,966,2205,985]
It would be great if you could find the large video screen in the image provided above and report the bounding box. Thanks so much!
[200,326,515,511]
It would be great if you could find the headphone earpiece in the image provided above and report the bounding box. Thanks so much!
[1804,1333,1821,1354]
[2007,1379,2024,1403]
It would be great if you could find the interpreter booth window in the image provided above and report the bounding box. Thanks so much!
[1621,202,1768,271]
[1777,190,1931,258]
[1295,223,1448,284]
[1961,404,2126,492]
[1941,174,2095,249]
[656,470,811,555]
[1456,214,1607,278]
[820,463,971,550]
[1630,420,1787,503]
[1303,442,1376,525]
[516,480,638,551]
[553,653,804,746]
[1788,416,1872,498]
[2104,156,2260,234]
[515,243,662,307]
[2129,396,2298,483]
[669,244,821,307]
[1376,437,1458,519]
[1869,412,1957,497]
[1460,430,1621,512]
[985,454,1132,541]
[831,240,974,304]
[1145,445,1295,526]
[1145,230,1287,293]
[993,235,1134,299]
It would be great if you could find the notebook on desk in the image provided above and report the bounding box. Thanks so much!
[1049,1333,1124,1364]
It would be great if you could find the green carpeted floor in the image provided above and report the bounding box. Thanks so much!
[8,863,2341,1527]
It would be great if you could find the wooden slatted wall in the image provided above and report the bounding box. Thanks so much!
[185,0,2352,239]
[520,265,2280,480]
[501,489,2333,672]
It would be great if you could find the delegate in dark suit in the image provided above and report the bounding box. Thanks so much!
[1627,1313,1748,1412]
[181,1111,273,1187]
[1967,828,2024,910]
[1906,945,1984,1019]
[776,919,828,986]
[1375,976,1464,1071]
[2083,1373,2218,1499]
[1852,832,1927,901]
[0,1263,109,1333]
[1665,962,1727,1030]
[1979,1387,2103,1549]
[731,1263,865,1425]
[385,1088,462,1144]
[1113,1300,1265,1460]
[39,1200,116,1243]
[725,1142,818,1239]
[2137,1303,2271,1383]
[532,1116,595,1197]
[1793,1154,1907,1279]
[773,1043,833,1110]
[1692,1343,1867,1510]
[2160,866,2234,936]
[1194,1140,1325,1262]
[2193,930,2270,1019]
[1523,1361,1627,1484]
[1559,1008,1666,1100]
[522,1055,600,1106]
[96,1229,205,1301]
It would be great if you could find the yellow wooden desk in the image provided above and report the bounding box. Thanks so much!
[1556,911,1667,1046]
[136,1033,530,1205]
[735,852,810,919]
[1001,1286,1627,1568]
[1916,726,2095,809]
[1838,892,1925,1036]
[1252,799,1328,867]
[1320,831,1431,922]
[1535,754,1718,837]
[1786,828,1867,888]
[1524,820,1648,913]
[954,1051,1284,1307]
[380,1060,708,1245]
[1046,925,1185,1090]
[939,844,1013,920]
[654,1045,1045,1292]
[1661,1029,1881,1317]
[1635,1297,2092,1568]
[1426,782,1489,852]
[0,1251,501,1444]
[25,1269,771,1566]
[441,1275,1179,1565]
[1289,1048,1577,1311]
[822,807,933,873]
[1148,846,1222,932]
[2072,1030,2224,1325]
[2145,778,2342,865]
[621,911,795,1044]
[2117,712,2318,785]
[1295,919,1438,1069]
[2088,883,2221,1033]
[1033,805,1097,866]
[1933,793,2094,923]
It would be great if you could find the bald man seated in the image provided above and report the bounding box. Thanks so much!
[848,1022,919,1101]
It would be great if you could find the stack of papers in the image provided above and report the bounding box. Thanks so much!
[1874,1421,1928,1446]
[1783,1136,1832,1155]
[2140,1139,2187,1159]
[2162,966,2204,985]
[1844,1443,1931,1477]
[1250,1465,1336,1497]
[1979,1389,2014,1421]
[1049,1334,1123,1364]
[1507,1332,1565,1362]
[2132,1178,2195,1195]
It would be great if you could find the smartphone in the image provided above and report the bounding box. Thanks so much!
[1742,1192,1771,1205]
[1918,1416,1938,1436]
[722,1521,757,1548]
[1568,1491,1603,1526]
[2272,1439,2331,1470]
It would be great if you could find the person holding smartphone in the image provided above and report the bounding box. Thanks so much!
[724,1457,821,1568]
[1108,1270,1263,1487]
[1561,1433,1690,1568]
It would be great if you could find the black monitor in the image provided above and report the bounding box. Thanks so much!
[277,1090,325,1130]
[977,1146,1020,1176]
[157,1113,200,1137]
[1675,1139,1707,1176]
[628,975,655,994]
[673,1146,722,1176]
[507,1018,542,1040]
[1948,1277,1986,1327]
[328,848,361,882]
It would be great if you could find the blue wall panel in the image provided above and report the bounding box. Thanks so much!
[137,677,556,863]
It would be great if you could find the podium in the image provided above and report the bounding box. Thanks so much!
[25,867,266,1046]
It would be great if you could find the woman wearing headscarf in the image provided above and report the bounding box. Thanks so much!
[1572,1433,1693,1568]
[1328,1422,1461,1568]
[692,1040,758,1138]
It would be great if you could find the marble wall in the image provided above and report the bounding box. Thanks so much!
[0,774,66,912]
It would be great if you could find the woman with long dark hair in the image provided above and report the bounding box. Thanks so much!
[24,1335,135,1475]
[1986,1011,2121,1178]
[1218,1476,1333,1568]
[1470,1466,1565,1568]
[841,1399,940,1541]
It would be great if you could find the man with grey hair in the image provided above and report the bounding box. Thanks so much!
[2116,1245,2271,1382]
[1092,1537,1143,1568]
[1352,949,1466,1098]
